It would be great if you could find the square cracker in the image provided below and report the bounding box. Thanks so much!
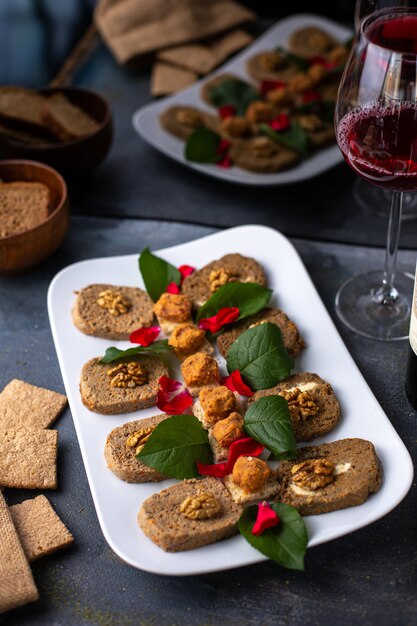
[0,379,67,429]
[0,492,38,613]
[157,44,217,75]
[151,61,197,96]
[0,427,58,489]
[10,495,73,562]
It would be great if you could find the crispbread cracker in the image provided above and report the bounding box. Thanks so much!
[0,427,58,489]
[151,62,197,96]
[157,44,217,75]
[0,379,67,429]
[0,491,38,613]
[210,29,253,64]
[10,495,73,561]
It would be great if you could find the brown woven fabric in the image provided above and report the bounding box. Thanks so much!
[0,492,38,613]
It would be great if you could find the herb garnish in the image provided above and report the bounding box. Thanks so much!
[244,396,297,460]
[226,322,294,390]
[185,128,222,164]
[296,99,335,122]
[196,283,272,323]
[275,47,310,72]
[98,341,171,364]
[139,247,181,302]
[209,78,259,116]
[260,122,309,156]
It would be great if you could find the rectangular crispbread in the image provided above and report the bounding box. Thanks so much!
[0,379,67,429]
[151,62,197,96]
[10,495,73,562]
[0,183,51,238]
[0,427,58,489]
[0,491,38,614]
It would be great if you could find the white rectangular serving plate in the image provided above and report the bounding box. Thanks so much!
[48,225,413,576]
[132,14,350,186]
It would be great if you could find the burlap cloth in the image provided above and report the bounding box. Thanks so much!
[95,0,255,64]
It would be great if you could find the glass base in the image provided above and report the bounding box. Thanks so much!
[335,270,414,340]
[354,178,417,220]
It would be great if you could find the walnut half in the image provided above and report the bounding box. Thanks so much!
[291,458,335,490]
[279,388,319,421]
[126,427,154,454]
[180,492,221,520]
[107,362,148,388]
[209,268,238,293]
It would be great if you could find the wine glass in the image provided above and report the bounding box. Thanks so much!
[335,7,417,340]
[353,0,417,219]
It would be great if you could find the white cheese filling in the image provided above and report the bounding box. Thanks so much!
[289,462,352,497]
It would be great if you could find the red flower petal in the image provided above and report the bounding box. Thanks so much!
[197,437,264,478]
[129,326,160,346]
[252,501,280,535]
[216,156,233,168]
[218,105,236,119]
[216,139,231,155]
[166,282,180,294]
[269,114,290,132]
[198,306,240,333]
[260,80,287,95]
[302,90,322,103]
[222,370,254,397]
[309,55,327,66]
[156,376,193,414]
[178,265,195,280]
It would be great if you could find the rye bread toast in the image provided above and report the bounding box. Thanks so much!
[249,373,341,442]
[0,182,50,238]
[160,105,220,140]
[105,414,170,482]
[138,477,243,551]
[278,438,382,515]
[73,283,155,340]
[0,86,49,132]
[41,93,100,142]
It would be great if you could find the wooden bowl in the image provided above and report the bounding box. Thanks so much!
[0,87,113,175]
[0,160,69,274]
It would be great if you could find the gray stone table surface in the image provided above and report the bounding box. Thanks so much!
[1,216,417,626]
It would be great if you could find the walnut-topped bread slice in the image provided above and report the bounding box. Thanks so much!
[249,372,340,442]
[216,307,305,359]
[278,438,382,515]
[246,50,298,83]
[80,355,168,414]
[105,414,170,482]
[73,283,155,340]
[160,105,220,141]
[182,253,267,308]
[138,476,243,552]
[287,26,338,59]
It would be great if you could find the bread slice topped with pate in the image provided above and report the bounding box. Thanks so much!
[80,355,168,414]
[160,105,220,141]
[73,284,155,340]
[138,476,243,552]
[249,373,341,442]
[105,414,169,482]
[216,307,305,359]
[182,253,267,308]
[278,438,382,515]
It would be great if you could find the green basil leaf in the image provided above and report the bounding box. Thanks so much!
[196,283,272,323]
[98,341,172,364]
[185,128,221,163]
[238,502,308,571]
[137,414,212,479]
[260,122,309,156]
[275,47,310,72]
[139,247,181,302]
[244,396,296,460]
[296,100,335,123]
[209,78,259,116]
[227,322,294,390]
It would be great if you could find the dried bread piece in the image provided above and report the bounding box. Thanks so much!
[278,438,382,515]
[73,283,155,340]
[229,137,299,173]
[0,379,67,429]
[0,121,56,145]
[249,373,341,442]
[0,427,58,489]
[182,253,267,308]
[80,355,168,415]
[0,492,38,614]
[160,105,220,141]
[287,26,338,59]
[151,62,197,97]
[105,414,169,482]
[0,86,48,132]
[216,307,305,359]
[41,93,100,141]
[138,477,243,551]
[9,495,73,562]
[0,182,50,238]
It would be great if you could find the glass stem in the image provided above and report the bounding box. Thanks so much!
[381,191,403,304]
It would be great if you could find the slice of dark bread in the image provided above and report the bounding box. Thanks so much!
[0,86,49,132]
[42,93,100,141]
[229,138,299,173]
[182,253,267,308]
[80,355,168,414]
[287,26,337,59]
[246,51,298,83]
[73,284,155,340]
[138,477,243,552]
[278,438,382,515]
[160,105,220,141]
[105,414,169,482]
[249,373,340,442]
[0,121,56,145]
[0,182,50,238]
[216,307,305,358]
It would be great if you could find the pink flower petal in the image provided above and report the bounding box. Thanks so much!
[218,105,236,119]
[166,282,180,294]
[129,326,160,346]
[302,90,322,103]
[197,437,264,477]
[269,113,290,132]
[222,370,254,397]
[198,307,240,334]
[178,265,195,280]
[252,501,280,535]
[260,80,287,95]
[156,376,193,414]
[216,155,233,168]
